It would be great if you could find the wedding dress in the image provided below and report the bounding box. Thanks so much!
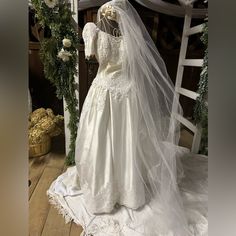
[47,1,208,235]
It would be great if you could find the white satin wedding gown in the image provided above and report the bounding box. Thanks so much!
[47,22,208,236]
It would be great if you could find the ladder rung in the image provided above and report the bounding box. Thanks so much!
[181,59,203,67]
[176,87,199,100]
[185,24,204,36]
[173,113,197,133]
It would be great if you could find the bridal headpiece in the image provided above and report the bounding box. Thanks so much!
[101,5,117,21]
[100,0,127,21]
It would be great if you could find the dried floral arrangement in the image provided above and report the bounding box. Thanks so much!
[29,108,64,145]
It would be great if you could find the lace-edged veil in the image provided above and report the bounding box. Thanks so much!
[96,1,190,235]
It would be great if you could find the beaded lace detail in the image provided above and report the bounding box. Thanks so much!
[82,22,133,115]
[78,176,146,214]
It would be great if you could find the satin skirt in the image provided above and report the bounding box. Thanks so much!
[75,75,146,213]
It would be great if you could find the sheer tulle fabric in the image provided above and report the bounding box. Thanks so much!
[95,0,189,235]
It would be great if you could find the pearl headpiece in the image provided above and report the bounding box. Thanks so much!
[101,4,117,21]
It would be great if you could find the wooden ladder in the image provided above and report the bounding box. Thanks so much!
[173,6,205,153]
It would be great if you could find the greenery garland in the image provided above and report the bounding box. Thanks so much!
[31,0,79,165]
[194,21,208,155]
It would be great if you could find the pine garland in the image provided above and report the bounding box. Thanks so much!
[194,21,208,155]
[31,0,79,165]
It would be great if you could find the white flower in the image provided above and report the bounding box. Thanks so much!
[44,0,58,8]
[57,48,72,62]
[62,38,72,48]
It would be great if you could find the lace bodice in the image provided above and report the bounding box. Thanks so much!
[82,22,125,81]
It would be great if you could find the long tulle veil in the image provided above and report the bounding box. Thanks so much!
[96,0,190,235]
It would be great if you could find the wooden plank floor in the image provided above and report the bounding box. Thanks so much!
[29,136,83,236]
[29,131,192,235]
